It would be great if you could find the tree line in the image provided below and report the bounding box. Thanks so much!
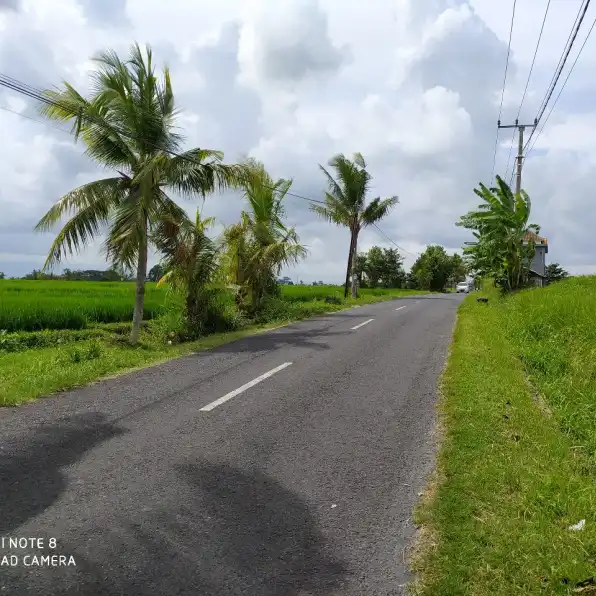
[22,43,406,344]
[6,43,572,347]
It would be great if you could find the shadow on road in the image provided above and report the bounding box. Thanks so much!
[3,461,351,595]
[0,412,126,536]
[208,326,345,355]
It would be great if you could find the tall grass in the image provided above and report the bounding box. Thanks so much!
[413,276,596,595]
[0,280,168,331]
[504,276,596,464]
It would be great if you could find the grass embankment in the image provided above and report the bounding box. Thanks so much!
[0,282,423,406]
[412,277,596,595]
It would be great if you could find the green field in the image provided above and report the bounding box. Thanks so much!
[0,280,410,332]
[413,276,596,595]
[0,280,169,332]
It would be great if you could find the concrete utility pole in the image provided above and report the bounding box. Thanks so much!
[497,118,537,193]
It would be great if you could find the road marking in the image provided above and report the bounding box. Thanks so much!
[395,305,406,311]
[200,362,293,412]
[351,318,374,330]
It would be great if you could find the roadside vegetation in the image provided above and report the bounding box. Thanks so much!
[0,43,445,406]
[412,174,589,594]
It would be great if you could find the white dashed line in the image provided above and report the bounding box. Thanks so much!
[351,318,374,331]
[200,362,293,412]
[395,306,406,311]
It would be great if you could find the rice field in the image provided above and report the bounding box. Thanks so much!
[0,280,169,332]
[0,280,412,333]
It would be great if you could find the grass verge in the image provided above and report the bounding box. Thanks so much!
[0,289,424,406]
[411,281,596,595]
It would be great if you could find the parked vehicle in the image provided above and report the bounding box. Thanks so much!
[456,281,471,293]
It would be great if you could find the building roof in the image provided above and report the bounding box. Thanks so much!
[523,230,548,245]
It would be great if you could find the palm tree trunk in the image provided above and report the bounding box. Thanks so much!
[344,231,356,299]
[130,232,148,344]
[351,232,359,298]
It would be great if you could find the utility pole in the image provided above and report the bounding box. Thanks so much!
[497,118,537,193]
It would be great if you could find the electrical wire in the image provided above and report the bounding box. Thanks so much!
[371,224,418,258]
[524,0,591,151]
[525,11,596,159]
[1,72,413,256]
[0,72,328,206]
[504,0,551,180]
[491,0,517,180]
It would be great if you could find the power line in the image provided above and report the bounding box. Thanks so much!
[0,72,329,206]
[371,223,418,258]
[504,0,551,181]
[0,104,73,135]
[524,0,591,151]
[525,11,596,158]
[1,71,413,255]
[491,0,517,180]
[518,0,552,118]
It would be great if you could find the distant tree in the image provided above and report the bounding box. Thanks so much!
[147,264,165,283]
[448,253,467,288]
[0,272,4,279]
[411,245,455,292]
[22,269,59,280]
[364,246,385,288]
[405,271,418,290]
[545,263,568,284]
[354,253,368,287]
[379,248,405,288]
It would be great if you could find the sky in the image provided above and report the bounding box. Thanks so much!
[0,0,595,282]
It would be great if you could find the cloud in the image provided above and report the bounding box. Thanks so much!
[0,0,594,280]
[238,0,350,87]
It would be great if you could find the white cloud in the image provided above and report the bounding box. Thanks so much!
[0,0,594,281]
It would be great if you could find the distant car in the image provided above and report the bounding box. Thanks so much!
[456,282,470,293]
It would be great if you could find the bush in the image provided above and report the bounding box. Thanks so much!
[66,340,103,364]
[149,288,248,343]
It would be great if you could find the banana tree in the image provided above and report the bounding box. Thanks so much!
[457,175,540,292]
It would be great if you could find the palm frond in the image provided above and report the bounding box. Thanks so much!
[35,177,126,270]
[361,195,399,225]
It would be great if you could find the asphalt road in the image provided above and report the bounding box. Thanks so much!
[0,293,461,595]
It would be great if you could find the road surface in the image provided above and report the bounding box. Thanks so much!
[0,294,461,595]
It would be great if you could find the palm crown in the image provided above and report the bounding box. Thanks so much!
[311,152,398,298]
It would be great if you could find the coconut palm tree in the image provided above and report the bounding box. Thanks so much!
[35,43,245,343]
[457,175,540,292]
[311,153,399,298]
[153,209,219,328]
[221,160,307,312]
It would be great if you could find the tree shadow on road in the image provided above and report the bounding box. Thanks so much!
[2,460,351,595]
[0,412,126,535]
[208,327,345,355]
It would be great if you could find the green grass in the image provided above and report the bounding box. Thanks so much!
[0,286,424,406]
[0,280,168,331]
[412,278,596,595]
[279,284,417,302]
